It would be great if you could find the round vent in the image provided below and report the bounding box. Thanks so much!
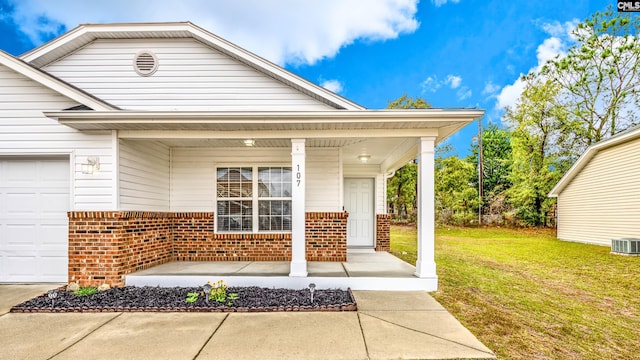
[133,51,158,76]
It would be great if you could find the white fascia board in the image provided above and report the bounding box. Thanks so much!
[0,50,115,111]
[45,109,484,122]
[548,126,640,197]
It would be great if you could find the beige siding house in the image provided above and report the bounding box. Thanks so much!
[0,22,484,289]
[549,126,640,246]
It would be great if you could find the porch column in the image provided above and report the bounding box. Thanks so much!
[415,136,437,279]
[290,139,307,276]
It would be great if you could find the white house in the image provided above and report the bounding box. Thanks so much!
[549,126,640,246]
[0,22,483,289]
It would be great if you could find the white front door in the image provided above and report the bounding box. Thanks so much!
[0,158,69,282]
[344,178,374,247]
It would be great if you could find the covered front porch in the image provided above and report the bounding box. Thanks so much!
[48,109,483,291]
[126,251,432,291]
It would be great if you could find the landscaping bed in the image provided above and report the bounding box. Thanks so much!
[11,286,357,313]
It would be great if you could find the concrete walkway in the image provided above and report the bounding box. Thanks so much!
[0,285,495,360]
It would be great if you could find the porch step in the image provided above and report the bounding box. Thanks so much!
[125,275,436,291]
[125,252,437,291]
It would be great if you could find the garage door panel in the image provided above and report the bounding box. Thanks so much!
[6,256,35,276]
[4,224,38,247]
[41,224,68,246]
[5,193,38,214]
[0,158,69,283]
[2,161,38,186]
[41,192,70,213]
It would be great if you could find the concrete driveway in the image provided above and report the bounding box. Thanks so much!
[0,285,495,360]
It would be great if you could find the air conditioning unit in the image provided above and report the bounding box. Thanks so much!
[611,238,640,255]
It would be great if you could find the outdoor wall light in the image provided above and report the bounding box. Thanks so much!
[81,156,100,174]
[243,139,255,147]
[357,154,371,163]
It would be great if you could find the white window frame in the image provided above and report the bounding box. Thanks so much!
[215,164,292,234]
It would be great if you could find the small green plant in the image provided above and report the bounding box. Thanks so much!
[185,291,199,303]
[207,280,239,305]
[74,286,98,297]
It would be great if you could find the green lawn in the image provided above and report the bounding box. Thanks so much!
[390,225,640,360]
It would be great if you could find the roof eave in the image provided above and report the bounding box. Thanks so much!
[0,50,116,111]
[45,109,484,132]
[548,126,640,197]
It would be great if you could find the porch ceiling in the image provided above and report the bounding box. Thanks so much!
[48,109,483,172]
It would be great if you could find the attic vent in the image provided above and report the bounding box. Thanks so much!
[611,238,640,255]
[134,51,158,76]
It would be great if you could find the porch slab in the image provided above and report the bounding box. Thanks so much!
[126,252,437,291]
[236,261,290,275]
[343,252,417,277]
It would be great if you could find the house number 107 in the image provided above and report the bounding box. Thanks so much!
[296,164,301,187]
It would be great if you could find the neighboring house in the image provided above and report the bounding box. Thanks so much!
[549,126,640,246]
[0,22,482,288]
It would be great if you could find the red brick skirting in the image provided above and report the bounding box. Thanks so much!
[306,212,348,262]
[68,211,348,287]
[375,214,391,251]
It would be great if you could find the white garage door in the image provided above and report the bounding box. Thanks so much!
[0,158,69,282]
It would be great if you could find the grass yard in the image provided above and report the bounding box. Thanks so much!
[390,225,640,360]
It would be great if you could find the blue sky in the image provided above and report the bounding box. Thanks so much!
[0,0,614,155]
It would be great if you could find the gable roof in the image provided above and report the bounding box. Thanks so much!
[0,49,117,111]
[20,22,363,110]
[549,125,640,197]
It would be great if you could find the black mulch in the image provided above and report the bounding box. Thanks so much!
[10,286,357,313]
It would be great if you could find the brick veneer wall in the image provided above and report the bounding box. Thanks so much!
[375,214,391,251]
[68,211,173,287]
[306,212,348,261]
[67,211,348,286]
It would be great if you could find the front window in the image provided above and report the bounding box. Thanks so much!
[216,166,292,232]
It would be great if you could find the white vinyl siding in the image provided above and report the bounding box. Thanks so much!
[0,64,114,210]
[119,139,170,211]
[43,39,334,111]
[557,138,640,246]
[171,147,341,212]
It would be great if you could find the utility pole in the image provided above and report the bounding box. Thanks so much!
[478,117,484,225]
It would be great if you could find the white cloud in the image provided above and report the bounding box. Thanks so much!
[482,81,500,95]
[445,75,462,89]
[6,0,419,66]
[422,74,469,100]
[496,20,576,110]
[320,79,344,94]
[421,76,441,93]
[457,86,472,100]
[432,0,460,7]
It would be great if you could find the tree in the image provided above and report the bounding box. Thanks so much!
[385,95,431,222]
[467,123,512,218]
[387,94,431,109]
[386,162,417,221]
[542,6,640,156]
[504,77,568,226]
[435,155,479,225]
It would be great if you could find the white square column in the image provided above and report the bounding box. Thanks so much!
[415,137,437,280]
[290,139,307,277]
